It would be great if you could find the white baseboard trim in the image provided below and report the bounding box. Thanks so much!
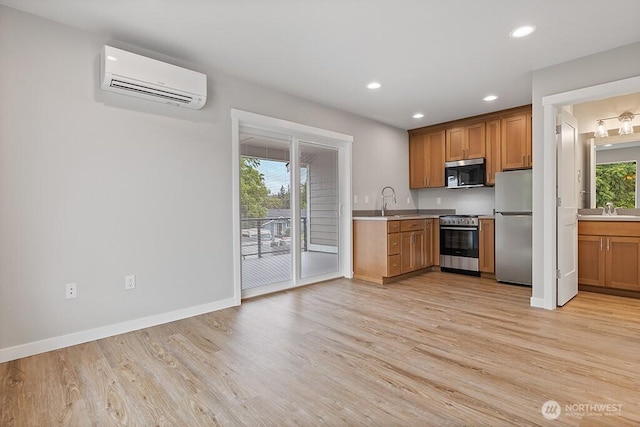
[530,296,550,309]
[0,297,238,363]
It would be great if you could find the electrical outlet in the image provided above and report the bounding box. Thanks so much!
[125,275,136,290]
[436,197,441,205]
[65,283,77,299]
[364,195,369,204]
[406,196,411,204]
[354,195,358,203]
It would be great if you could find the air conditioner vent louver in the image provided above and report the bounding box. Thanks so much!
[109,79,193,104]
[100,45,207,110]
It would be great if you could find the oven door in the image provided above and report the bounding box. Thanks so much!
[440,226,479,258]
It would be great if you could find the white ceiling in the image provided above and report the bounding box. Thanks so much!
[3,0,640,130]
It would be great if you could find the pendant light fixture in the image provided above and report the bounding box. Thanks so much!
[594,119,609,138]
[618,111,635,135]
[593,111,636,138]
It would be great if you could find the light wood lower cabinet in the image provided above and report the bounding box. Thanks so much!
[353,218,436,284]
[578,221,640,292]
[479,218,495,274]
[400,219,426,274]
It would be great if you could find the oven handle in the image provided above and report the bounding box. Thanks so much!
[439,226,478,231]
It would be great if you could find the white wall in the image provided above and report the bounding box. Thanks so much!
[417,187,495,215]
[531,41,640,303]
[0,6,408,359]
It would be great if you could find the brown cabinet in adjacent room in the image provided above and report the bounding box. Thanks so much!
[578,221,640,292]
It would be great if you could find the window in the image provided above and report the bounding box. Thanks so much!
[595,160,637,208]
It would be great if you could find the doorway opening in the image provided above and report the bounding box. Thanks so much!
[541,76,640,309]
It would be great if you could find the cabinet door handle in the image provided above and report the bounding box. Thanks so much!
[528,154,531,165]
[607,238,610,252]
[600,237,603,251]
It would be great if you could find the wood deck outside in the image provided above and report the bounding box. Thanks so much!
[2,271,639,426]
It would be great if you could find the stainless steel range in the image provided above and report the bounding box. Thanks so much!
[439,215,480,276]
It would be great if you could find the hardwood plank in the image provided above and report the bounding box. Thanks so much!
[2,272,640,425]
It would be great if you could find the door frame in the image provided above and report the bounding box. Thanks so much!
[538,75,640,309]
[231,109,353,305]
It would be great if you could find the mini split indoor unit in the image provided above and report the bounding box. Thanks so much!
[100,45,207,109]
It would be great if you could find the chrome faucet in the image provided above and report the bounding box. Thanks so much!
[381,186,397,216]
[605,202,615,215]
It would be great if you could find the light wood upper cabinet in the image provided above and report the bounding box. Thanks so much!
[409,130,445,189]
[445,127,465,161]
[465,122,486,159]
[409,133,426,189]
[501,114,532,170]
[479,218,495,274]
[485,120,501,185]
[409,105,531,188]
[445,123,485,161]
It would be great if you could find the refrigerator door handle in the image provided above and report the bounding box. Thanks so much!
[497,212,532,216]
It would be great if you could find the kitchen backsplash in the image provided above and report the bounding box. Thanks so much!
[416,186,495,215]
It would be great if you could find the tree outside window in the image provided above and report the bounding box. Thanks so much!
[595,161,637,208]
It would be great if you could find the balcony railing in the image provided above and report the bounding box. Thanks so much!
[241,217,307,258]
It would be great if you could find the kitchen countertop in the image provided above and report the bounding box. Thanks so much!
[578,215,640,222]
[353,214,440,221]
[353,214,495,221]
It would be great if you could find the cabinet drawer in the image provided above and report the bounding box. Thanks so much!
[387,254,401,277]
[387,233,401,255]
[400,219,425,232]
[387,221,400,233]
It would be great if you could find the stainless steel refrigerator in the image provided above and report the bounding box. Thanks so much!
[494,169,532,286]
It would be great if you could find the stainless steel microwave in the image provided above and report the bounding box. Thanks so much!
[445,158,485,189]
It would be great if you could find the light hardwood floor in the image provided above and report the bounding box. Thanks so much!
[2,272,640,426]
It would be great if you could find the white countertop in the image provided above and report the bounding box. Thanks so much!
[578,215,640,222]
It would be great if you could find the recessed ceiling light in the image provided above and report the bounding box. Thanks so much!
[106,55,118,61]
[483,95,498,102]
[412,113,424,119]
[367,82,381,90]
[603,143,613,147]
[509,25,536,38]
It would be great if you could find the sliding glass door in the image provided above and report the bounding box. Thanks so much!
[299,141,339,279]
[235,113,350,300]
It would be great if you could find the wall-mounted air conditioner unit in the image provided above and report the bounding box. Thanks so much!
[100,45,207,109]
